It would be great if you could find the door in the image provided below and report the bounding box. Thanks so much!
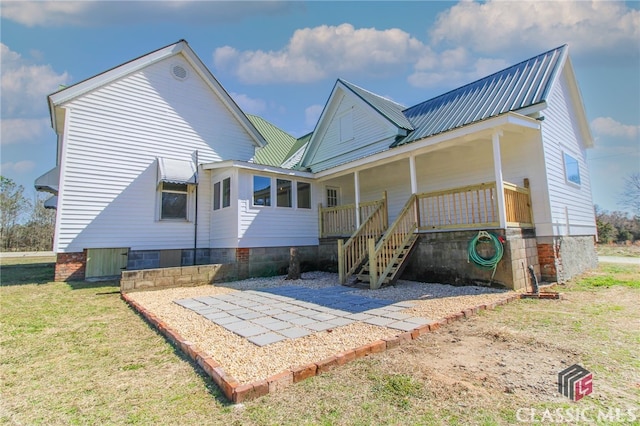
[86,248,129,278]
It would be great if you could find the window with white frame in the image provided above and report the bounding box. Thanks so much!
[297,182,311,209]
[563,152,581,186]
[161,183,189,220]
[213,181,221,210]
[277,179,292,207]
[253,176,271,206]
[213,177,231,210]
[326,187,339,207]
[222,177,231,208]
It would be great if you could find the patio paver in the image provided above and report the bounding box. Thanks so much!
[175,285,423,347]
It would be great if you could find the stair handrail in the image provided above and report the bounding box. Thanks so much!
[338,192,388,284]
[369,194,419,289]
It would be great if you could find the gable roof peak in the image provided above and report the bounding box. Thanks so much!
[337,78,415,131]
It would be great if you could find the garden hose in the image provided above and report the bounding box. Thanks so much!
[468,231,504,282]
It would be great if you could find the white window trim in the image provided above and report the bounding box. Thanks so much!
[562,151,581,188]
[326,186,340,208]
[252,175,273,208]
[212,176,232,211]
[252,175,313,210]
[157,182,194,222]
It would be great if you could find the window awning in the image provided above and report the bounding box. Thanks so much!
[157,157,197,185]
[35,167,60,195]
[44,196,58,209]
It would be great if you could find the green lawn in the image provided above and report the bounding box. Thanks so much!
[1,257,638,425]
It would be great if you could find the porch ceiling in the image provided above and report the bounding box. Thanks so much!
[314,112,540,182]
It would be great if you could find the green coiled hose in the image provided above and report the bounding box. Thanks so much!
[468,231,504,281]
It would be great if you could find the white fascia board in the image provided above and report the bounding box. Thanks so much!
[300,82,339,167]
[314,112,541,180]
[48,41,186,133]
[562,57,595,149]
[49,42,185,107]
[203,160,315,179]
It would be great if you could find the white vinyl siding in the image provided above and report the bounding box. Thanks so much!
[237,171,318,247]
[55,55,256,252]
[538,69,596,236]
[306,91,399,172]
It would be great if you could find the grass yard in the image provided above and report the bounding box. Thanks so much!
[1,256,639,425]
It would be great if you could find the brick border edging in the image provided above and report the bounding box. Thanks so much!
[121,292,521,403]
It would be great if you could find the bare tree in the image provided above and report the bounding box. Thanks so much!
[0,176,31,251]
[619,173,640,215]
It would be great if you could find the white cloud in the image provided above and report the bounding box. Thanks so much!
[591,117,640,140]
[305,105,323,129]
[1,160,36,174]
[1,118,50,145]
[409,47,509,89]
[1,1,295,27]
[230,92,267,115]
[214,23,425,84]
[430,0,639,62]
[1,44,69,117]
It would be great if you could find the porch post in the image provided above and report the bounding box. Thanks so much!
[492,131,507,228]
[354,170,361,228]
[409,155,417,194]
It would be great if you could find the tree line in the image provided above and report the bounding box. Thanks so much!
[1,176,56,252]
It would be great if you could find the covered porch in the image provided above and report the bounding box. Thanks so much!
[314,117,544,290]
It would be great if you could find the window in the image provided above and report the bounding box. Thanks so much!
[161,182,188,220]
[339,111,354,142]
[222,177,231,208]
[564,153,581,186]
[277,179,292,207]
[213,177,231,210]
[297,182,311,209]
[326,187,339,207]
[213,182,221,210]
[253,176,271,206]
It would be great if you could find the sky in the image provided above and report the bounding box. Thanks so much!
[1,0,639,215]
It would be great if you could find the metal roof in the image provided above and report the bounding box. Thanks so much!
[394,45,567,147]
[339,79,415,131]
[248,115,298,167]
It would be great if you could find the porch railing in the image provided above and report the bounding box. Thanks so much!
[319,196,387,238]
[416,181,533,231]
[503,180,534,227]
[337,192,388,284]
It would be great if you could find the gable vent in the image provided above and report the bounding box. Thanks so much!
[171,64,188,81]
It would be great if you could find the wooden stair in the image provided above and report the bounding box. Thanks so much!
[356,232,418,287]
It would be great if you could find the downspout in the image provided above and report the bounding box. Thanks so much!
[193,150,199,266]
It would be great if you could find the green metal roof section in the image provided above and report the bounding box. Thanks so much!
[338,79,415,131]
[247,114,298,167]
[281,132,312,169]
[393,45,567,147]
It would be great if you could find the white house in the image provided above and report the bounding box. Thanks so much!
[36,40,597,289]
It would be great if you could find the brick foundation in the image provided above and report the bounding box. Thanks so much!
[55,251,87,281]
[537,236,597,283]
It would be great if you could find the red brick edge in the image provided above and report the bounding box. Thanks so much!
[121,292,521,403]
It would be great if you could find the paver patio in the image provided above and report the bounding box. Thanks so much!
[175,285,436,346]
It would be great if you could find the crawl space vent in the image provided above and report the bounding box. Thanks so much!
[171,64,188,81]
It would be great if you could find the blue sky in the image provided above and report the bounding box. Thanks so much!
[1,1,639,214]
